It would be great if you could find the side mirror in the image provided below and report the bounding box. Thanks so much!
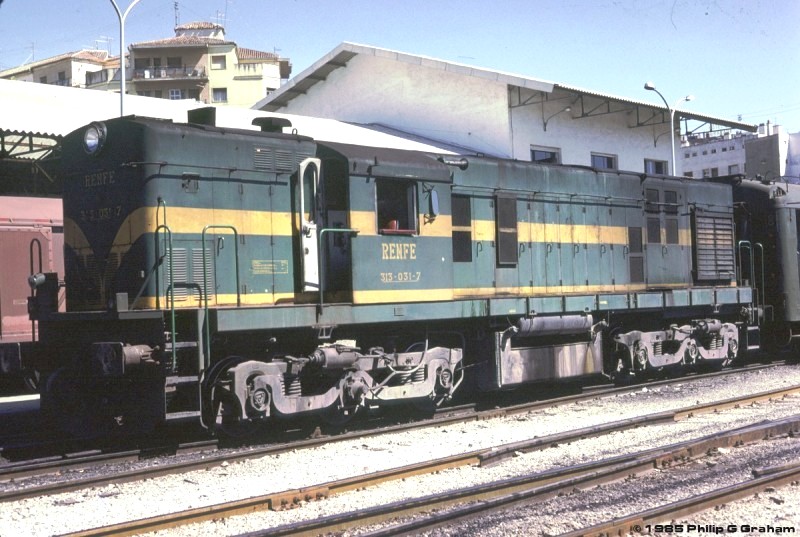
[429,189,440,219]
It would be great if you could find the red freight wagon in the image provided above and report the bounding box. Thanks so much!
[0,196,63,390]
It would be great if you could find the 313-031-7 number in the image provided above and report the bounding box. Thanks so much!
[380,271,421,283]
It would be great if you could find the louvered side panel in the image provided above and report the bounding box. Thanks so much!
[693,213,736,281]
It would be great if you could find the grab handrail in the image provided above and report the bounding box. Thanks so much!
[201,225,240,367]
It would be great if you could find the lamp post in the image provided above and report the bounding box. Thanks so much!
[109,0,141,117]
[542,105,571,131]
[644,82,693,175]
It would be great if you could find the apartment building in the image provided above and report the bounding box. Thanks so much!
[681,131,750,178]
[1,22,290,108]
[0,50,112,88]
[129,22,290,107]
[682,122,791,179]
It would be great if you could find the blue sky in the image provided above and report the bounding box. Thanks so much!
[1,0,798,132]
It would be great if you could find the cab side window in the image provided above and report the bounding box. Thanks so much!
[452,194,472,262]
[377,179,417,235]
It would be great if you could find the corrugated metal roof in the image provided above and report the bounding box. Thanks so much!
[554,82,756,132]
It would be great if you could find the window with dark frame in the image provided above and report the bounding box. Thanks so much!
[451,194,472,262]
[212,88,228,103]
[645,188,659,213]
[665,219,679,244]
[628,226,644,283]
[495,196,518,266]
[645,159,667,175]
[591,153,617,170]
[531,148,560,163]
[211,55,227,70]
[647,217,661,244]
[376,179,417,235]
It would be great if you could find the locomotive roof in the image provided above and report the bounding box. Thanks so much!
[318,141,452,183]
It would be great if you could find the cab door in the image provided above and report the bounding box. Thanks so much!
[297,158,321,292]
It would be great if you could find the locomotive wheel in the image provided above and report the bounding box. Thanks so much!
[320,401,361,428]
[41,368,95,437]
[409,395,439,417]
[213,390,266,439]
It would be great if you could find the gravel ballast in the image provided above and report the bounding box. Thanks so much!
[2,366,800,536]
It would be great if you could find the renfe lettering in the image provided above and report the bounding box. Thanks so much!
[381,242,416,260]
[83,170,115,188]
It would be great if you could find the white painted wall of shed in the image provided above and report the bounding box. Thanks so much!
[271,52,677,174]
[509,99,672,172]
[273,54,513,157]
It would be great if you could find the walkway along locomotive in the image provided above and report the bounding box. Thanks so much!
[27,112,766,435]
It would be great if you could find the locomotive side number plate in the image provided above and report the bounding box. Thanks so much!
[380,271,421,283]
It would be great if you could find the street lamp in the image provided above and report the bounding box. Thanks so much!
[542,105,571,131]
[109,0,142,116]
[644,82,694,175]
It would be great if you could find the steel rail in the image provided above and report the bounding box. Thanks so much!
[65,415,800,537]
[56,392,800,536]
[560,462,800,537]
[0,365,794,501]
[0,361,778,451]
[0,362,779,489]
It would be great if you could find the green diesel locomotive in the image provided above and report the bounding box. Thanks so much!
[29,113,753,435]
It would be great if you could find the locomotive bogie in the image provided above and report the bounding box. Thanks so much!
[213,343,462,427]
[613,319,739,372]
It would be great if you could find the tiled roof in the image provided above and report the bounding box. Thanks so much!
[237,47,278,61]
[132,36,234,48]
[175,21,224,31]
[72,50,110,62]
[0,49,109,76]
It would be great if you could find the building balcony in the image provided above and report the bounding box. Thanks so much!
[133,66,207,81]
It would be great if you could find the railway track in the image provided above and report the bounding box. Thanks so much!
[559,460,800,537]
[0,362,780,488]
[42,382,800,536]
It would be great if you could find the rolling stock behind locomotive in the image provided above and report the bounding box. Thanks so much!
[0,196,64,391]
[23,112,786,436]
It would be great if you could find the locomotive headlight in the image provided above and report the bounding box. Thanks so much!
[83,122,107,155]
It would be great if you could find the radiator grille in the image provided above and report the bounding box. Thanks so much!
[693,213,735,281]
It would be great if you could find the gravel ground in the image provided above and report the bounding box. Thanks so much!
[2,366,800,536]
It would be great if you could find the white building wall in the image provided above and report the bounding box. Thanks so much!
[276,54,512,157]
[746,129,790,180]
[510,100,673,172]
[69,60,103,88]
[682,135,747,177]
[274,53,678,173]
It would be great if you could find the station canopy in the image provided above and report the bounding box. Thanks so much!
[0,79,458,196]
